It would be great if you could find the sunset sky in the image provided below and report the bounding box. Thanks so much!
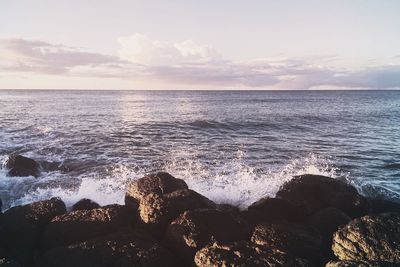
[1,0,400,90]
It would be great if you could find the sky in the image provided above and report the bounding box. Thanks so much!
[1,0,400,90]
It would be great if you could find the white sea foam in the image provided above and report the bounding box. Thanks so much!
[0,151,345,210]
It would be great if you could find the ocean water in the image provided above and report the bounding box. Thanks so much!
[0,90,399,210]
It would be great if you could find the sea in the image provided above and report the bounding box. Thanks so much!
[0,90,399,210]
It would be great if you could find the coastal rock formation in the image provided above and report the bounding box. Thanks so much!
[37,229,176,267]
[276,174,369,218]
[367,197,400,214]
[164,208,249,263]
[0,198,66,264]
[125,172,188,206]
[251,222,323,265]
[138,189,215,236]
[194,241,311,267]
[41,204,135,249]
[325,260,388,267]
[0,258,23,267]
[71,198,100,211]
[332,212,400,264]
[5,155,40,178]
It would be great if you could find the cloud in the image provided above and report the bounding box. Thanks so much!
[1,36,400,89]
[117,34,221,65]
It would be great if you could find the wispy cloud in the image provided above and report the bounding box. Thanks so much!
[1,36,400,89]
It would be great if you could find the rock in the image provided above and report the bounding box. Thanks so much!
[37,229,176,267]
[0,198,66,265]
[0,258,23,267]
[5,154,40,177]
[164,208,250,264]
[244,197,305,225]
[325,260,395,267]
[251,222,323,265]
[125,172,188,207]
[276,174,369,218]
[138,189,215,236]
[367,198,400,214]
[332,213,400,264]
[41,205,135,249]
[194,241,311,267]
[71,199,100,211]
[0,199,2,213]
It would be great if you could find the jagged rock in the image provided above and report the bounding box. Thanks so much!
[244,197,305,225]
[367,198,400,214]
[0,198,66,265]
[251,222,323,265]
[125,172,188,207]
[72,199,100,211]
[41,205,135,249]
[276,174,369,217]
[5,154,40,177]
[164,208,249,264]
[194,241,311,267]
[37,229,176,267]
[138,189,215,236]
[325,260,395,267]
[332,213,400,264]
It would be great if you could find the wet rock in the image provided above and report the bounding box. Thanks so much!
[251,222,323,265]
[367,198,400,214]
[0,258,23,267]
[0,198,66,265]
[72,199,100,211]
[125,172,188,207]
[37,229,176,267]
[276,174,369,217]
[5,154,40,177]
[244,197,305,225]
[194,241,311,267]
[138,189,215,236]
[164,208,250,264]
[41,205,135,249]
[325,260,393,267]
[332,213,400,264]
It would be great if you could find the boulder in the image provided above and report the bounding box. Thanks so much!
[41,205,135,249]
[5,154,40,177]
[71,199,100,211]
[367,198,400,214]
[332,213,400,264]
[325,260,394,267]
[244,197,305,225]
[251,222,323,265]
[125,172,188,207]
[276,174,369,218]
[164,208,250,264]
[37,229,176,267]
[194,241,311,267]
[138,189,215,236]
[0,198,66,265]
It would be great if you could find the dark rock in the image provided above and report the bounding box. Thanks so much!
[332,213,400,264]
[367,198,400,214]
[245,197,305,225]
[0,258,23,267]
[325,260,397,267]
[276,174,369,218]
[251,222,323,265]
[194,241,311,267]
[164,208,250,264]
[5,154,40,177]
[125,172,188,207]
[41,205,135,249]
[37,229,176,267]
[0,198,66,265]
[0,199,2,213]
[71,199,100,211]
[138,189,215,236]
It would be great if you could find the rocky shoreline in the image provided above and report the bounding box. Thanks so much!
[1,155,400,266]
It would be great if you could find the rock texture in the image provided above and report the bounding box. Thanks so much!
[276,174,369,217]
[332,213,400,264]
[71,199,101,211]
[325,260,393,267]
[164,208,249,263]
[37,229,176,267]
[194,241,311,267]
[5,155,40,177]
[41,205,135,249]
